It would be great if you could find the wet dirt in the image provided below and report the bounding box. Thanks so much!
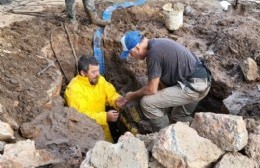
[0,0,259,167]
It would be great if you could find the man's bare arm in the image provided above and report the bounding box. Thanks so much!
[125,77,160,101]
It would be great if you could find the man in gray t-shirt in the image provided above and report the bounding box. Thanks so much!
[147,38,198,86]
[120,31,211,132]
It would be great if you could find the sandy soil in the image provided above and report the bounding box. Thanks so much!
[0,0,259,167]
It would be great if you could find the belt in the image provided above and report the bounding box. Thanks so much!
[183,78,210,93]
[187,78,208,83]
[189,64,208,79]
[184,61,212,93]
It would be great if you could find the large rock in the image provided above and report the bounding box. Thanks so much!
[0,103,19,131]
[223,89,260,119]
[244,125,260,167]
[214,152,255,168]
[0,156,21,168]
[240,57,259,81]
[20,97,104,167]
[152,122,223,168]
[81,132,148,168]
[0,120,14,141]
[0,139,54,168]
[191,112,248,151]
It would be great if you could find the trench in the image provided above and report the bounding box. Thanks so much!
[38,1,235,141]
[47,29,224,141]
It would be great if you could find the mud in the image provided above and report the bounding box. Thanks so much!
[0,0,259,167]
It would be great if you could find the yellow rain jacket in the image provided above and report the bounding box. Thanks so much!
[65,75,121,142]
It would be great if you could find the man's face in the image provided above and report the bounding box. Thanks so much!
[85,65,100,85]
[130,47,145,60]
[129,40,147,60]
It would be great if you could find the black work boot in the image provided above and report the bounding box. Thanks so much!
[150,115,170,132]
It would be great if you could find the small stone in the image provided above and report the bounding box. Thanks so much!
[257,84,260,91]
[184,5,196,16]
[13,101,19,107]
[220,1,231,12]
[206,50,215,56]
[9,79,18,84]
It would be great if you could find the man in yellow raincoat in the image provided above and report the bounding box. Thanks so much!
[65,55,127,142]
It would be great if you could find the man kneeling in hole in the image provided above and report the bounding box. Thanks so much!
[65,55,127,142]
[120,31,212,132]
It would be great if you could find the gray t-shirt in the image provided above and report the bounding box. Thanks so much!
[147,38,198,87]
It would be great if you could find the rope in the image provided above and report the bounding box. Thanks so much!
[63,22,78,74]
[50,26,69,84]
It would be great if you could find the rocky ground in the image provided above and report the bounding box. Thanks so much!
[0,0,259,167]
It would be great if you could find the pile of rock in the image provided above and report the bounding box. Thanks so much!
[82,112,259,168]
[0,109,259,167]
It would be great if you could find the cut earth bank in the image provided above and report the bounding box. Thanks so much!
[0,0,259,167]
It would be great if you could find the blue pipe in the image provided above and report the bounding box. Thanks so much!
[93,0,147,75]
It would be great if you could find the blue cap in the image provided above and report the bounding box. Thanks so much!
[120,31,142,59]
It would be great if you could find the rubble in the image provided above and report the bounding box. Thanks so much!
[152,122,224,168]
[81,132,148,168]
[214,152,255,168]
[0,139,55,168]
[244,125,260,167]
[191,112,248,151]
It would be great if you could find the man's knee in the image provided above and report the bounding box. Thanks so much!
[140,96,150,110]
[140,95,165,120]
[140,96,155,114]
[140,96,148,115]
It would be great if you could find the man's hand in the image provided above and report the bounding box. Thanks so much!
[107,110,119,122]
[125,91,135,101]
[124,78,160,101]
[116,96,128,108]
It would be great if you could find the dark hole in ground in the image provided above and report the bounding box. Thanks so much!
[60,37,226,142]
